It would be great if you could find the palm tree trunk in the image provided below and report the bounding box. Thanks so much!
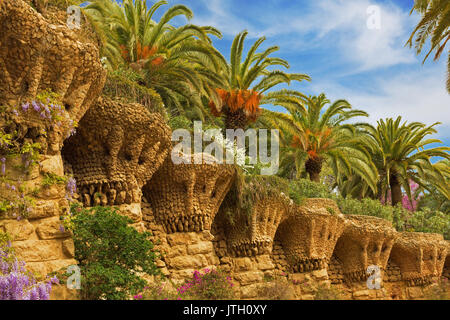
[224,109,248,131]
[390,174,402,206]
[305,157,322,182]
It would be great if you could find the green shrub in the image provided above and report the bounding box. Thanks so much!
[70,204,161,300]
[222,171,291,222]
[288,179,332,204]
[103,70,167,119]
[258,276,294,300]
[169,115,193,131]
[42,173,67,187]
[403,208,450,239]
[177,269,235,300]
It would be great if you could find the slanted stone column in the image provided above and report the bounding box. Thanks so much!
[62,98,171,231]
[225,194,292,258]
[390,233,447,288]
[278,198,345,273]
[143,153,235,233]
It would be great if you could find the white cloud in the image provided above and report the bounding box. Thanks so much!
[187,0,420,71]
[309,66,450,140]
[186,0,252,37]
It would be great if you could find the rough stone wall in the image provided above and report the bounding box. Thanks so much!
[333,215,397,284]
[142,194,449,300]
[62,98,171,231]
[390,232,447,286]
[222,195,291,257]
[143,153,235,234]
[0,154,76,277]
[0,0,104,281]
[0,0,106,122]
[277,199,345,273]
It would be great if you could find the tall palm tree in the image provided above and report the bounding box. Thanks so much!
[265,94,378,192]
[208,31,311,130]
[84,0,227,120]
[407,0,450,93]
[362,117,450,206]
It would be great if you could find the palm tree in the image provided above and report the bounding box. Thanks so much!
[362,117,450,206]
[84,0,227,120]
[407,0,450,93]
[208,31,311,130]
[265,94,378,192]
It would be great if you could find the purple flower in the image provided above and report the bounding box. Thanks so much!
[32,101,40,112]
[1,158,5,176]
[22,103,30,112]
[66,177,77,198]
[12,110,19,116]
[59,225,65,233]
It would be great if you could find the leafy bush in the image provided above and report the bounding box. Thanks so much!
[336,197,407,225]
[103,70,166,119]
[0,232,59,300]
[403,208,450,239]
[288,179,332,204]
[169,115,193,131]
[70,204,160,300]
[139,269,235,300]
[258,276,294,300]
[222,171,291,223]
[175,269,235,300]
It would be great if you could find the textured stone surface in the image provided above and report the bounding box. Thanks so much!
[278,198,345,273]
[224,194,292,257]
[0,0,106,155]
[333,215,397,284]
[143,153,235,233]
[390,232,447,286]
[63,97,171,208]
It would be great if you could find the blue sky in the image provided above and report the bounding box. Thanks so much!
[150,0,449,147]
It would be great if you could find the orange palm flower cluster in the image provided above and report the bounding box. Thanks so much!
[291,127,333,159]
[150,56,164,67]
[209,88,262,121]
[137,43,158,61]
[120,43,159,63]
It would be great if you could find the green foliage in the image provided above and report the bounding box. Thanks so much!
[407,0,450,93]
[70,204,161,300]
[0,230,11,246]
[403,208,450,239]
[178,269,235,300]
[336,197,405,224]
[84,0,226,120]
[361,117,450,203]
[312,283,343,300]
[169,115,193,131]
[258,276,294,300]
[0,131,12,152]
[288,179,332,204]
[103,70,167,119]
[222,169,290,222]
[35,89,62,105]
[0,200,13,216]
[42,173,67,187]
